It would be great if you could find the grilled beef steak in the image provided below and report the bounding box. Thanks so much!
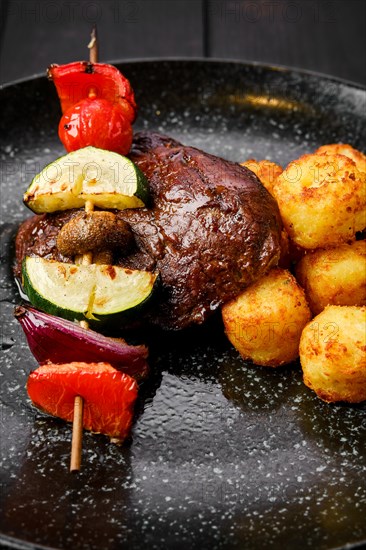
[15,132,282,330]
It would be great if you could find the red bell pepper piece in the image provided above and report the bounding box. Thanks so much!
[27,362,138,442]
[48,61,137,155]
[48,61,137,123]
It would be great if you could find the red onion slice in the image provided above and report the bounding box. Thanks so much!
[14,305,149,380]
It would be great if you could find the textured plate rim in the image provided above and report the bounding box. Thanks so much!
[0,57,365,92]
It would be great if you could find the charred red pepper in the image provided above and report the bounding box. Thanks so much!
[27,362,138,442]
[48,61,137,155]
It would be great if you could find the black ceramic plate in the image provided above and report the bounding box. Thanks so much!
[0,60,365,550]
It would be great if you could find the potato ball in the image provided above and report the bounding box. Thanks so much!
[241,159,283,196]
[300,306,366,403]
[296,240,366,315]
[315,143,366,173]
[272,153,366,249]
[222,268,311,367]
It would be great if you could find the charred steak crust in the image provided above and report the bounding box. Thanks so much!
[15,210,76,276]
[15,131,282,330]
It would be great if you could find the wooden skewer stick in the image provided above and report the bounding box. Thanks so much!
[81,200,95,266]
[70,213,96,472]
[70,396,84,471]
[70,212,96,471]
[70,26,98,472]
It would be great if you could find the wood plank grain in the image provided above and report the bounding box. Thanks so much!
[206,0,366,85]
[1,0,365,85]
[0,0,204,84]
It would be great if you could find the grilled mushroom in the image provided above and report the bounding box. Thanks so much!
[56,211,134,258]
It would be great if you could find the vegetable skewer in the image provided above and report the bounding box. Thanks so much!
[20,26,151,470]
[70,29,99,472]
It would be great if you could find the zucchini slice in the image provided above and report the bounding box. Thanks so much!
[23,147,149,214]
[22,257,158,325]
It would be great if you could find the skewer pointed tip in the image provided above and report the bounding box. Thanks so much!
[88,25,99,63]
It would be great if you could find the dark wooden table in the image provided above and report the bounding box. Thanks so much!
[0,0,365,85]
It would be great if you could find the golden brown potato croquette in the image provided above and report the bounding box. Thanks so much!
[222,268,311,367]
[316,143,366,173]
[240,159,283,196]
[296,240,366,315]
[300,306,366,403]
[272,153,366,249]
